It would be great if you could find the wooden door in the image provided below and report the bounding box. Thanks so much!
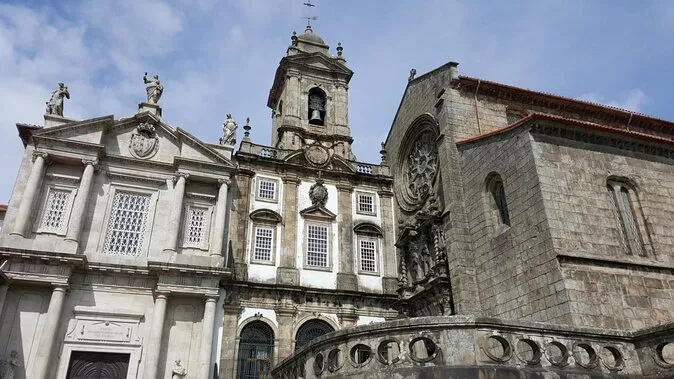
[66,351,130,379]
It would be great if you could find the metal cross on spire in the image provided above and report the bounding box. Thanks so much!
[302,0,317,26]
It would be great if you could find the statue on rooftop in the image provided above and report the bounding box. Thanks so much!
[220,113,238,146]
[143,72,163,104]
[45,82,70,116]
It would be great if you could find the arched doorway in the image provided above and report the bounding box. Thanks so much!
[295,319,335,351]
[236,321,275,379]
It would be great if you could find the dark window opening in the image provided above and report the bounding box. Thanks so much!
[308,87,326,126]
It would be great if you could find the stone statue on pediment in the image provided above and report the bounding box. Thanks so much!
[171,360,186,379]
[0,350,20,379]
[45,82,70,116]
[220,113,238,146]
[143,72,163,104]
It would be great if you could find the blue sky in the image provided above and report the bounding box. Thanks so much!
[0,0,673,202]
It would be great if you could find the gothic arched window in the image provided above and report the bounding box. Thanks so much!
[308,87,326,126]
[486,173,510,227]
[295,319,335,351]
[607,180,647,256]
[236,321,275,379]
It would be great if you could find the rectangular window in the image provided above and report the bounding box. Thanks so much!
[253,226,274,262]
[257,178,278,202]
[183,204,210,248]
[359,238,378,273]
[357,193,375,215]
[103,191,152,256]
[306,224,328,268]
[39,188,73,233]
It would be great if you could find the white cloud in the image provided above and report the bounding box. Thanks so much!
[576,89,647,112]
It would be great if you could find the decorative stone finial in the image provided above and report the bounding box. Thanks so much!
[408,68,417,81]
[380,142,387,164]
[45,82,70,116]
[243,117,251,141]
[291,31,298,46]
[336,42,343,57]
[220,113,238,146]
[143,72,163,104]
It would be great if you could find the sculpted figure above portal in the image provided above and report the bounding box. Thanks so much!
[45,82,70,116]
[220,113,238,145]
[171,360,187,379]
[143,72,164,104]
[0,350,19,379]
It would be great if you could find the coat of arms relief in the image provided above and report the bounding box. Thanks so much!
[129,122,159,159]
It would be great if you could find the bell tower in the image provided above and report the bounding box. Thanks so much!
[267,25,354,159]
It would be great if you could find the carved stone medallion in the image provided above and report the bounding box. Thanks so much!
[305,144,330,166]
[309,180,328,207]
[129,122,159,159]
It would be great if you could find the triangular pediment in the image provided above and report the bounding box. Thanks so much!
[285,53,352,76]
[299,205,336,221]
[29,115,114,145]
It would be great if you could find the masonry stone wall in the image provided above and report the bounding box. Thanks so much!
[532,133,674,329]
[459,127,568,324]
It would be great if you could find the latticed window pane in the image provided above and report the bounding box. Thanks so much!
[360,239,377,272]
[184,205,209,246]
[254,227,274,261]
[103,191,152,256]
[607,185,629,253]
[307,225,328,267]
[619,187,644,256]
[258,180,276,200]
[40,188,71,232]
[358,194,374,214]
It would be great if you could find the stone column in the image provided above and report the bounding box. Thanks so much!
[210,178,231,258]
[0,284,8,319]
[197,296,217,378]
[144,292,168,379]
[12,151,48,237]
[336,183,357,291]
[275,307,297,362]
[164,173,189,252]
[219,304,242,379]
[65,159,97,244]
[33,285,67,379]
[277,175,299,285]
[378,190,398,294]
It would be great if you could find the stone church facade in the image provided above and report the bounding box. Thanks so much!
[1,23,674,379]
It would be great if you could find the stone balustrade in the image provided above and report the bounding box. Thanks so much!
[272,315,674,378]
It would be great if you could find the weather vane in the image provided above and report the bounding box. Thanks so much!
[302,0,317,26]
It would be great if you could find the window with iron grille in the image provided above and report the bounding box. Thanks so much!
[103,191,152,256]
[183,204,211,248]
[39,187,73,234]
[607,181,646,256]
[359,238,377,273]
[257,178,277,201]
[306,224,328,268]
[253,226,274,262]
[357,192,375,215]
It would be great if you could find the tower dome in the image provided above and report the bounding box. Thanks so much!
[298,24,325,45]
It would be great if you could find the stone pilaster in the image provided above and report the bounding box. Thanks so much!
[0,284,8,321]
[211,178,231,258]
[198,296,218,379]
[378,190,398,293]
[275,306,297,362]
[231,171,254,277]
[33,285,67,379]
[219,304,242,379]
[338,305,358,328]
[144,292,168,379]
[164,172,189,252]
[65,159,97,245]
[336,183,357,291]
[277,175,300,285]
[12,151,48,237]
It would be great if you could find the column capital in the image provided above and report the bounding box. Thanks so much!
[81,158,99,167]
[281,175,300,185]
[52,284,69,293]
[336,183,354,192]
[154,291,170,300]
[218,177,232,187]
[204,295,218,303]
[377,189,394,198]
[274,306,298,317]
[173,172,190,183]
[32,150,48,162]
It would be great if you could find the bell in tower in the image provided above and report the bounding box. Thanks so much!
[308,87,326,126]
